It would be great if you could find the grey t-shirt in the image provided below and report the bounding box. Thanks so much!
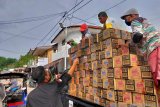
[26,73,71,107]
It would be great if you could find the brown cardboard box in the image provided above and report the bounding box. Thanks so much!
[92,60,102,70]
[125,79,135,91]
[93,88,101,96]
[132,93,145,105]
[103,78,110,89]
[114,79,126,91]
[80,56,88,63]
[118,46,129,56]
[85,63,91,71]
[113,56,122,68]
[94,96,105,106]
[88,86,94,95]
[103,29,121,40]
[108,78,114,89]
[114,68,122,79]
[107,90,115,101]
[93,70,101,78]
[85,47,91,55]
[80,38,90,49]
[80,70,86,77]
[122,68,129,79]
[107,68,114,78]
[135,79,145,93]
[83,77,90,86]
[128,66,141,79]
[102,59,113,68]
[79,63,85,71]
[102,38,112,49]
[93,77,102,88]
[101,90,107,99]
[91,43,102,53]
[122,54,140,66]
[90,34,99,44]
[91,52,100,61]
[118,102,128,107]
[76,50,85,57]
[101,68,108,79]
[121,30,131,40]
[87,54,91,62]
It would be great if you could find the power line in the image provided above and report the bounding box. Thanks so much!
[71,16,98,25]
[67,0,93,16]
[35,16,65,47]
[35,0,86,46]
[0,11,65,24]
[0,18,55,44]
[85,0,127,21]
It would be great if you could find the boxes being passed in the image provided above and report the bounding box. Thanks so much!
[103,29,121,40]
[114,79,126,91]
[113,56,122,68]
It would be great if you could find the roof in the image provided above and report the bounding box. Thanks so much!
[0,73,27,79]
[51,25,102,43]
[32,45,53,56]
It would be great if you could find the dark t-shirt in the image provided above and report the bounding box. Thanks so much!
[26,73,71,107]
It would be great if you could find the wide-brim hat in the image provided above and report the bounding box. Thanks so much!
[121,8,139,20]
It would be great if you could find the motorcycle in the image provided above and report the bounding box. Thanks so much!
[0,73,27,107]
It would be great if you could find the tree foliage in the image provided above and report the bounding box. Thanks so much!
[0,56,17,70]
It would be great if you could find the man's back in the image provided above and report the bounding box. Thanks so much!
[27,82,63,107]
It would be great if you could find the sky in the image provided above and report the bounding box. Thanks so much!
[0,0,160,59]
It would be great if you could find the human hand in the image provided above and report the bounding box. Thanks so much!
[73,58,79,65]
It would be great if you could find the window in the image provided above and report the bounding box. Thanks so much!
[62,39,66,46]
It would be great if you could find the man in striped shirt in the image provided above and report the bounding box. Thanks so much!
[121,8,160,106]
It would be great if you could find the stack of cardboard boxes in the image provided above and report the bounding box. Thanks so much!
[68,28,157,107]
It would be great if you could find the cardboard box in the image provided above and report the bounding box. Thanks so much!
[118,102,128,107]
[94,96,105,105]
[118,46,129,56]
[108,78,115,89]
[107,90,115,101]
[90,34,99,44]
[87,54,91,62]
[103,78,110,89]
[80,56,88,63]
[107,68,114,78]
[121,30,131,40]
[122,54,140,66]
[102,59,113,68]
[114,68,122,79]
[76,50,85,57]
[128,66,141,79]
[93,70,101,78]
[93,77,102,88]
[114,79,126,91]
[125,79,135,91]
[80,38,90,49]
[101,90,107,98]
[103,29,121,40]
[92,60,102,70]
[91,43,102,53]
[85,47,91,55]
[93,88,101,96]
[80,70,86,77]
[122,68,129,79]
[133,93,145,104]
[113,56,122,68]
[85,63,91,71]
[101,68,108,79]
[135,79,145,93]
[102,38,112,49]
[91,52,100,61]
[83,77,90,86]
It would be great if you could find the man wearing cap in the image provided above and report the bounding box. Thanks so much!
[26,58,79,107]
[121,8,160,106]
[98,11,113,30]
[80,23,91,39]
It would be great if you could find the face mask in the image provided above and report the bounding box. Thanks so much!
[125,20,131,26]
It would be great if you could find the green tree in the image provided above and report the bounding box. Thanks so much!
[0,56,17,71]
[15,54,35,67]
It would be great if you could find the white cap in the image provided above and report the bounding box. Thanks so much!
[121,8,139,20]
